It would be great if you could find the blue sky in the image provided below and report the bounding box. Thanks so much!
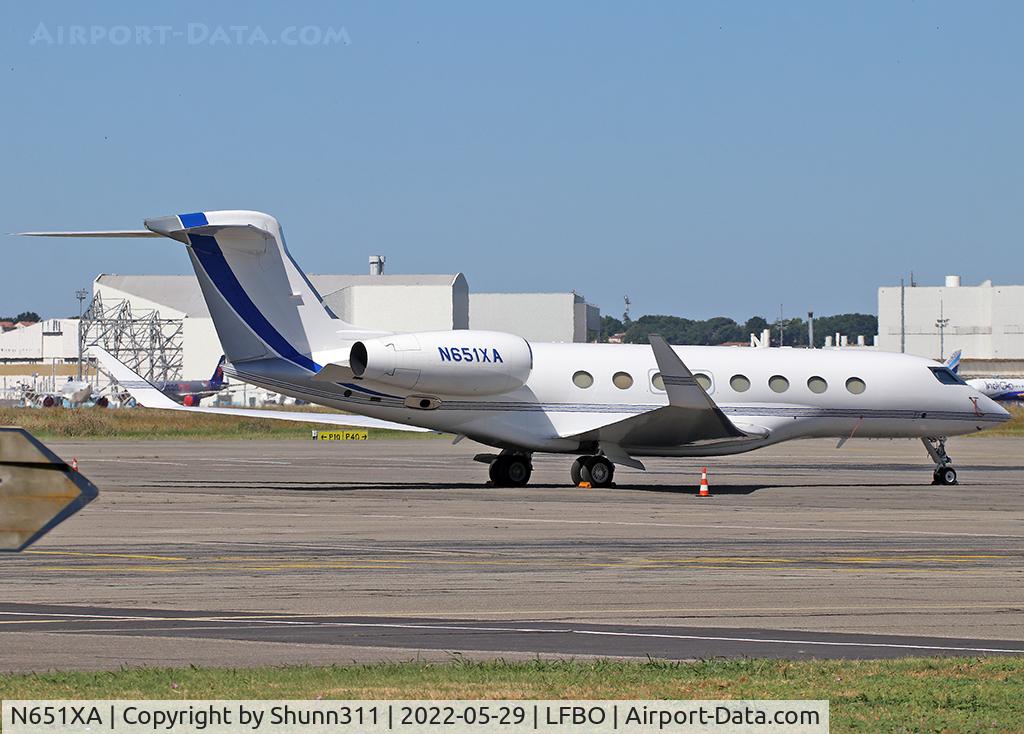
[2,2,1022,322]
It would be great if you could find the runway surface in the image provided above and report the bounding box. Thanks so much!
[3,602,1024,663]
[2,436,1023,670]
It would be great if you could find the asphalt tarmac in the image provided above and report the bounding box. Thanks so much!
[1,436,1022,671]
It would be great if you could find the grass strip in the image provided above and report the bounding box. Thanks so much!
[0,407,437,441]
[2,658,1024,733]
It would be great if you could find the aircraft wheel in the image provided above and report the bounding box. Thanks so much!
[581,456,615,488]
[505,456,532,487]
[488,457,507,485]
[933,466,957,486]
[490,455,532,487]
[570,457,586,485]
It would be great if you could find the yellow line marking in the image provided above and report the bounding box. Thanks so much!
[16,550,1015,575]
[25,550,186,561]
[29,566,187,573]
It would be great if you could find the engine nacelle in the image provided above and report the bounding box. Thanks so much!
[349,330,533,396]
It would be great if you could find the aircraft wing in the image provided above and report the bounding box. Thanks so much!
[91,347,432,432]
[561,336,758,449]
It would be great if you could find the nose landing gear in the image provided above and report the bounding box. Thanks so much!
[922,437,958,485]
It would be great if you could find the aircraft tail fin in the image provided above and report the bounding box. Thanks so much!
[140,211,345,372]
[17,211,386,373]
[211,355,227,387]
[944,349,963,374]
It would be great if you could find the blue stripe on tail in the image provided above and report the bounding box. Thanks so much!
[188,232,321,373]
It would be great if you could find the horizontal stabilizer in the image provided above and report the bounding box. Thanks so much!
[14,230,161,238]
[91,347,431,433]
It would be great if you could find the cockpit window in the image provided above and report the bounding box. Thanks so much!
[929,366,967,386]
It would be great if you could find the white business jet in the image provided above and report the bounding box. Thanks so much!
[20,210,1009,487]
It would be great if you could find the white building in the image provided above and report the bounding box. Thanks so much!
[320,274,469,332]
[0,319,79,363]
[877,275,1024,376]
[470,293,600,343]
[0,319,84,400]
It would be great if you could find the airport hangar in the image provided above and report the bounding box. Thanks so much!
[877,274,1024,377]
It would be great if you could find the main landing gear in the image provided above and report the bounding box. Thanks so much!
[477,452,616,488]
[570,455,615,488]
[487,453,533,487]
[922,437,958,485]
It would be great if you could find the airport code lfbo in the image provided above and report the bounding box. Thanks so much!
[3,700,829,734]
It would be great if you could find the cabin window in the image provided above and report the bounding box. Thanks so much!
[612,371,634,389]
[846,377,866,394]
[572,370,594,389]
[807,376,828,394]
[928,366,966,386]
[651,372,665,390]
[769,375,790,393]
[730,374,751,392]
[695,373,712,392]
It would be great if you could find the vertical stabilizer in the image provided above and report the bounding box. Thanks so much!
[144,211,352,371]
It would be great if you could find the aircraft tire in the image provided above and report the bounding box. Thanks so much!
[570,457,586,486]
[581,456,614,488]
[488,457,508,485]
[490,455,532,487]
[504,456,532,487]
[933,466,957,485]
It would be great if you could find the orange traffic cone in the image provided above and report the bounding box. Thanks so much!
[697,466,711,497]
[71,458,79,473]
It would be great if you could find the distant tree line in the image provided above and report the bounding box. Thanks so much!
[600,313,877,347]
[0,311,41,323]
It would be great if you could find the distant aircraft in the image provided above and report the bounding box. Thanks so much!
[944,350,1022,403]
[22,210,1010,486]
[966,378,1024,403]
[148,356,227,406]
[23,377,107,408]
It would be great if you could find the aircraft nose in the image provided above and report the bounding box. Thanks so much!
[977,392,1011,422]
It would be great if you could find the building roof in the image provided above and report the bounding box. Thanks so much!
[316,274,465,295]
[95,273,466,319]
[95,274,211,317]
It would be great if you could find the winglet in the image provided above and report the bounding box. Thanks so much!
[649,334,711,410]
